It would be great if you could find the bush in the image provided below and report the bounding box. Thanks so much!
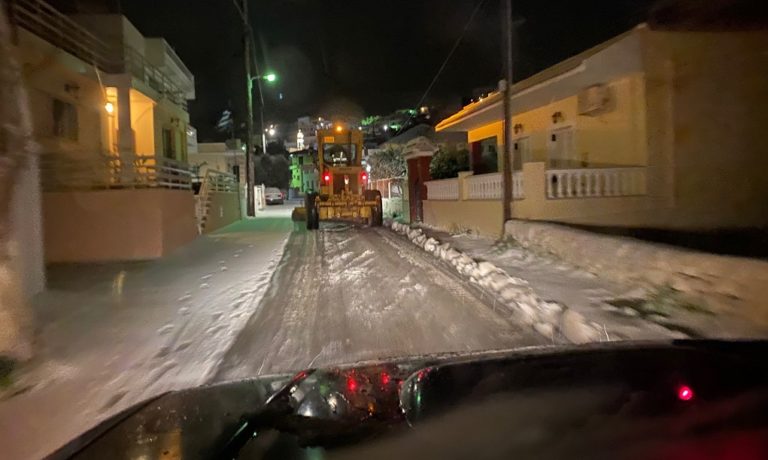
[368,146,406,180]
[429,147,470,179]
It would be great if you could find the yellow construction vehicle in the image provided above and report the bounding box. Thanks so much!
[298,124,383,230]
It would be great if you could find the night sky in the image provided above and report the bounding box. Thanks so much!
[120,0,657,141]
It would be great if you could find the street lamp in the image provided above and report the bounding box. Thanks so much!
[251,73,278,153]
[252,73,277,83]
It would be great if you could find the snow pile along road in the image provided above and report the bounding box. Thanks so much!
[390,221,716,344]
[391,222,606,343]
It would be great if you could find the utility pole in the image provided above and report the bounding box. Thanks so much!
[501,0,514,223]
[241,0,255,216]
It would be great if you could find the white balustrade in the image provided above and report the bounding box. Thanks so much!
[425,178,459,200]
[546,167,646,199]
[513,172,524,199]
[466,173,502,200]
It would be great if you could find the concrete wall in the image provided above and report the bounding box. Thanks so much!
[203,192,241,234]
[645,29,768,229]
[508,74,647,168]
[423,199,504,237]
[43,189,197,263]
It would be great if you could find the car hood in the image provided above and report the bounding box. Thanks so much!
[50,340,768,459]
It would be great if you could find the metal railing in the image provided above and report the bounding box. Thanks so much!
[546,167,646,199]
[122,45,188,110]
[196,169,239,233]
[8,0,113,69]
[41,154,192,191]
[425,178,459,201]
[9,0,188,111]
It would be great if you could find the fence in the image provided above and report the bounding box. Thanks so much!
[425,178,459,200]
[41,154,192,191]
[546,167,646,199]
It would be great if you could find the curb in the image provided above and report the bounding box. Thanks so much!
[390,222,604,343]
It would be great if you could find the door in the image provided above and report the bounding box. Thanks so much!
[548,127,575,168]
[513,136,531,170]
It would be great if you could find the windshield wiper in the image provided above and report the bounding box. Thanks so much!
[218,369,316,458]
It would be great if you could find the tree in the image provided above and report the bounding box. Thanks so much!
[368,146,406,180]
[0,8,34,361]
[429,147,470,180]
[266,141,287,156]
[254,155,291,189]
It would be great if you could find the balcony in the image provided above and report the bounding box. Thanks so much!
[8,0,190,110]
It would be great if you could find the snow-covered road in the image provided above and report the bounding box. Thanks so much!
[214,224,543,381]
[0,213,295,460]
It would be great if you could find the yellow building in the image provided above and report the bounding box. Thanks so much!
[428,24,768,236]
[8,0,198,262]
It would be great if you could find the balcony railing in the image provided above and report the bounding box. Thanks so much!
[41,154,192,191]
[9,0,189,111]
[8,0,113,69]
[425,178,459,200]
[465,172,502,200]
[464,172,525,200]
[123,45,188,110]
[546,167,646,199]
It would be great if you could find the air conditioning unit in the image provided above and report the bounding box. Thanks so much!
[577,84,611,115]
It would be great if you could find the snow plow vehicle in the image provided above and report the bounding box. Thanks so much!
[295,125,383,230]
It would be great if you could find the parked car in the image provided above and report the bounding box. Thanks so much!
[265,187,284,205]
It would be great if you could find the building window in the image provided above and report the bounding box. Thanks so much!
[548,127,575,168]
[162,128,176,159]
[513,136,531,169]
[52,99,78,141]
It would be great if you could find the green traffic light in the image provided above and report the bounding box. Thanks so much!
[264,73,277,82]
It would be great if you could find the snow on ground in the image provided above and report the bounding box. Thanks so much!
[0,208,296,460]
[214,224,543,382]
[415,225,760,341]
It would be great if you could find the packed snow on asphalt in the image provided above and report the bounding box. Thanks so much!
[214,222,543,381]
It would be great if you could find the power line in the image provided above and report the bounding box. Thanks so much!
[394,0,487,136]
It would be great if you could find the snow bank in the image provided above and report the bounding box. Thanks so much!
[389,222,602,343]
[505,220,768,327]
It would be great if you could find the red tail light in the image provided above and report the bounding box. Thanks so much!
[346,376,358,392]
[677,385,694,401]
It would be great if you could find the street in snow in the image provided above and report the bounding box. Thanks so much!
[0,203,753,459]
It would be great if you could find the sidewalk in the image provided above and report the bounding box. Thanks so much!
[0,216,294,460]
[410,224,762,343]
